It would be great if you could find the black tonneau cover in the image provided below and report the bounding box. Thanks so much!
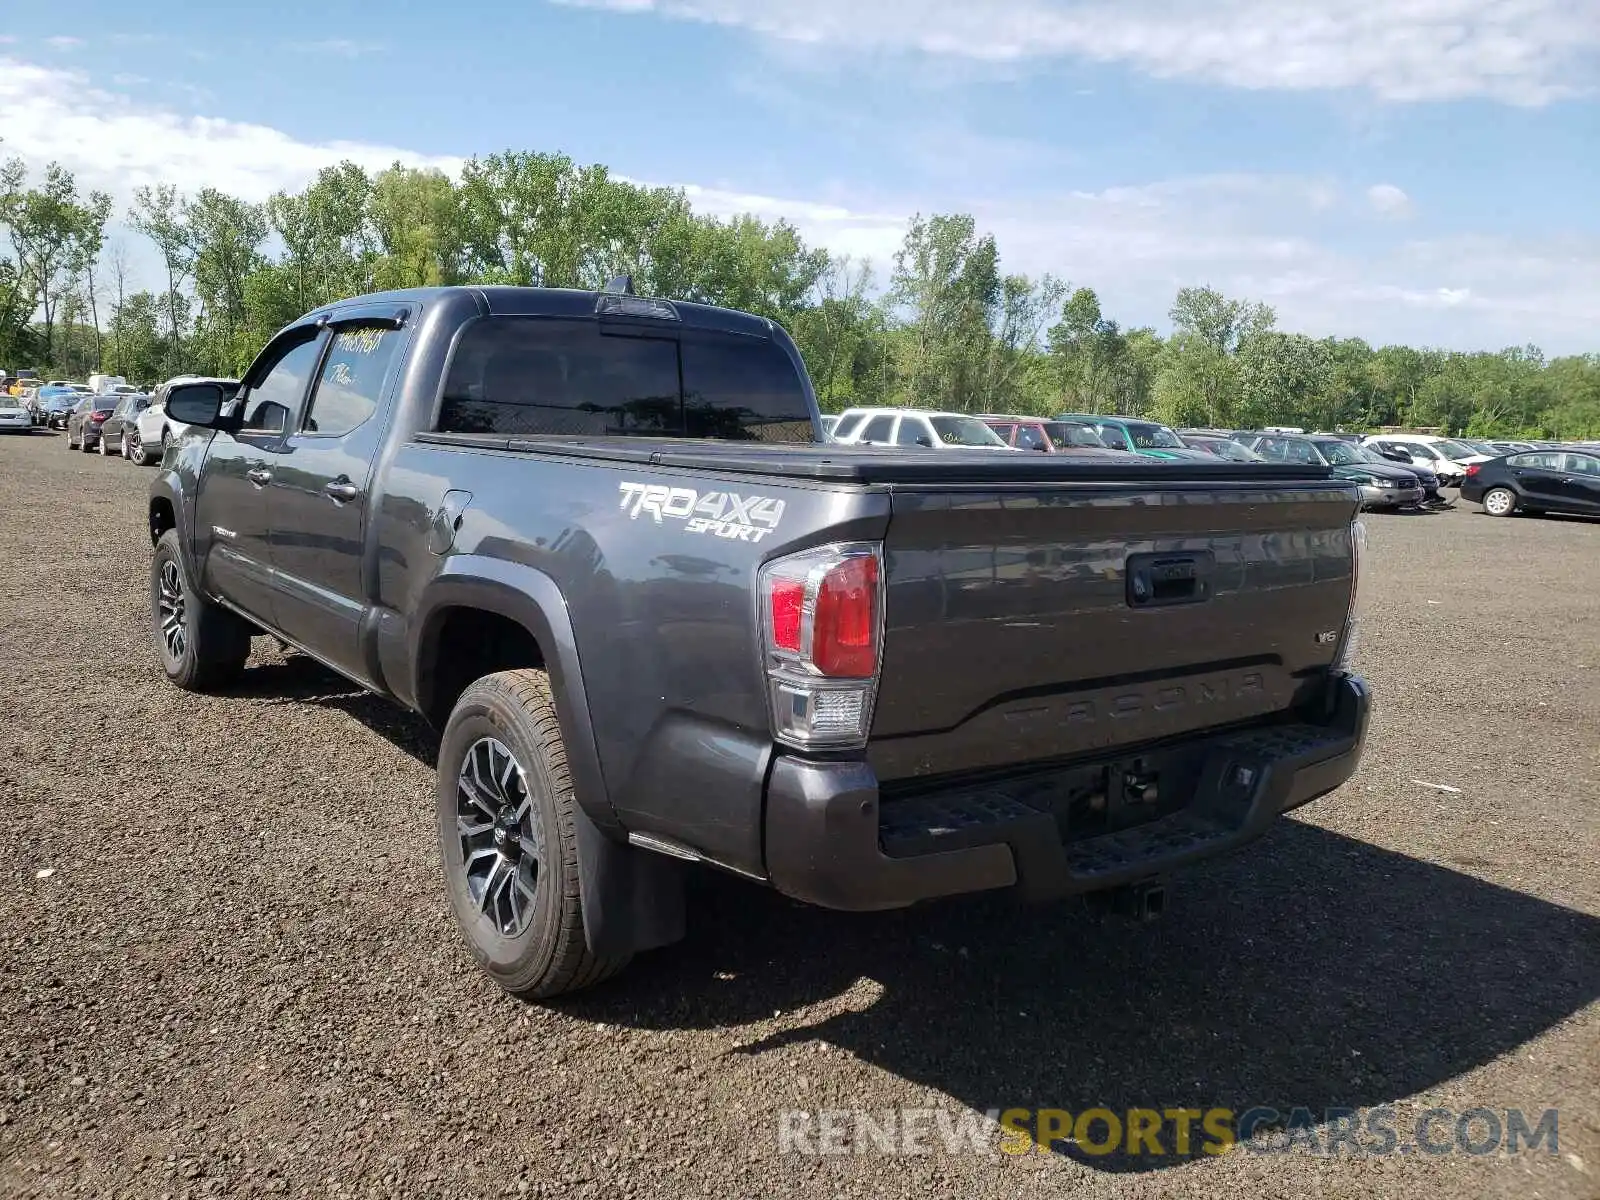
[414,433,1339,486]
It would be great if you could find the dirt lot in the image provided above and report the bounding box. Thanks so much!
[1,430,1596,1199]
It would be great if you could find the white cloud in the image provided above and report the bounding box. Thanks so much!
[1366,183,1414,217]
[44,35,84,50]
[0,56,1594,353]
[289,39,387,57]
[554,0,1600,105]
[0,59,463,206]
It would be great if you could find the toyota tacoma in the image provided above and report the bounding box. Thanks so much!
[147,281,1371,998]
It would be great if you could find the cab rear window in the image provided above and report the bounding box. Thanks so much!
[437,317,814,442]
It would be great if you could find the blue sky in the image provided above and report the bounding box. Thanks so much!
[2,0,1598,352]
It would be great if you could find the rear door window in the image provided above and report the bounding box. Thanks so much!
[301,324,405,437]
[858,414,895,444]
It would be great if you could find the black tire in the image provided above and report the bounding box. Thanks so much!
[160,428,173,452]
[150,529,252,690]
[1482,487,1518,517]
[435,669,630,999]
[127,428,149,466]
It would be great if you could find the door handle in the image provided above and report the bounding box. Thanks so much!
[324,480,362,503]
[246,468,273,486]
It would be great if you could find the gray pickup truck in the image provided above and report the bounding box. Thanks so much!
[147,281,1371,998]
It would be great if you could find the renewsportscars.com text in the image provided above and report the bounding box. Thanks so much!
[776,1105,1561,1158]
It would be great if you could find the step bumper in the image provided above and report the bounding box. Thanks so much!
[763,673,1370,911]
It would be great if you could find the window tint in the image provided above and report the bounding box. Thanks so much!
[858,414,894,443]
[987,422,1017,443]
[437,318,812,441]
[440,319,676,436]
[1508,453,1558,469]
[242,337,323,435]
[1565,453,1600,475]
[680,334,812,442]
[303,324,403,437]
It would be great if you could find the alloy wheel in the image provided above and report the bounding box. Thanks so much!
[455,737,543,938]
[157,559,186,659]
[1484,489,1514,516]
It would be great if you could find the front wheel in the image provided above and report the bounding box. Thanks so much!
[1482,487,1518,517]
[98,431,111,456]
[435,669,630,1000]
[127,429,150,466]
[150,530,253,690]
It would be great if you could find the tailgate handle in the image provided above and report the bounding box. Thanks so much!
[1126,552,1213,608]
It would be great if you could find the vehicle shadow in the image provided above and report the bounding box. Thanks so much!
[566,825,1599,1171]
[223,649,441,763]
[234,654,1600,1173]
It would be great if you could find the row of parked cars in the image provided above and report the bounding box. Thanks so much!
[818,408,1600,520]
[0,375,232,468]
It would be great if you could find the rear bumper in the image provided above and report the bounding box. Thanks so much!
[764,673,1371,911]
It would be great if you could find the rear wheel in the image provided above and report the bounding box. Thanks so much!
[435,669,630,999]
[150,530,253,690]
[1482,487,1517,517]
[98,431,111,455]
[126,428,149,466]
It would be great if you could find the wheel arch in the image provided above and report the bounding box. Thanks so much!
[412,558,686,962]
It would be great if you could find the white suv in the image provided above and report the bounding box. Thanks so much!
[830,407,1016,451]
[1360,434,1492,487]
[131,374,240,464]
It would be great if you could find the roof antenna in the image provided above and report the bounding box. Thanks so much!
[602,275,636,296]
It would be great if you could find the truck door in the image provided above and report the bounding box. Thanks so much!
[264,316,408,684]
[195,333,326,624]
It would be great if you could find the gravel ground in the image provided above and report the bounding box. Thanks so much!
[1,430,1596,1200]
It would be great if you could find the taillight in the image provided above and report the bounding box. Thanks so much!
[758,542,884,749]
[1334,520,1366,672]
[91,412,109,422]
[1465,462,1480,476]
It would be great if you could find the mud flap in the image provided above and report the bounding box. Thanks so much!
[573,802,687,959]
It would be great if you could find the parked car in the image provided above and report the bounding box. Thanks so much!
[1360,434,1491,487]
[135,375,241,460]
[100,392,154,458]
[979,414,1111,451]
[830,406,1015,450]
[65,395,119,451]
[818,414,839,440]
[1056,414,1213,460]
[147,281,1370,1000]
[1461,449,1600,518]
[1181,434,1265,463]
[0,392,31,433]
[1241,433,1425,510]
[38,390,81,429]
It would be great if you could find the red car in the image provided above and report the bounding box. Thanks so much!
[979,415,1111,452]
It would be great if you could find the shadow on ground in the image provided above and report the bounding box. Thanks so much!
[236,651,1600,1172]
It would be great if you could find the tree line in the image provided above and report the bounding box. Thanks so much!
[2,149,1597,438]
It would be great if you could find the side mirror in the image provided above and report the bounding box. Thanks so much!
[1032,442,1050,452]
[915,435,934,448]
[164,382,230,429]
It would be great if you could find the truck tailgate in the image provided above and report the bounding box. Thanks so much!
[869,479,1358,782]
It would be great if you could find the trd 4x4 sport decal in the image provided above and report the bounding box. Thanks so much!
[617,482,786,544]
